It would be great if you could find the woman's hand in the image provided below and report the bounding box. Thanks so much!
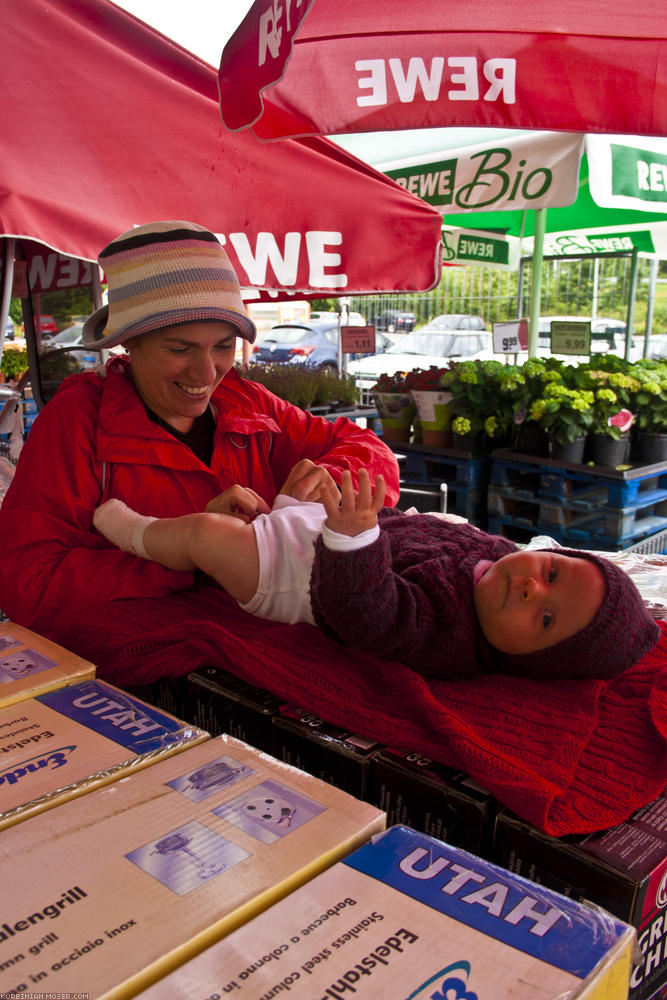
[321,468,386,537]
[204,485,271,523]
[279,459,340,503]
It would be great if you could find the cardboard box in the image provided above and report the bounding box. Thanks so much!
[272,706,382,799]
[0,621,95,706]
[0,677,208,829]
[187,665,285,752]
[494,792,667,1000]
[367,745,497,855]
[135,824,637,1000]
[0,734,385,1000]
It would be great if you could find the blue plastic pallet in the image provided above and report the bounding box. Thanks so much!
[488,513,667,552]
[490,450,667,509]
[391,442,491,487]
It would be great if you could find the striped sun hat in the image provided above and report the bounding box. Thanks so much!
[82,221,256,349]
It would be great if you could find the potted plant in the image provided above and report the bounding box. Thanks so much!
[442,360,510,453]
[631,360,667,463]
[241,363,359,412]
[528,382,595,463]
[0,347,29,384]
[369,371,416,443]
[508,357,565,456]
[403,366,452,447]
[584,368,639,467]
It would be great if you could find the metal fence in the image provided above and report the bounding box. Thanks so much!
[350,256,662,335]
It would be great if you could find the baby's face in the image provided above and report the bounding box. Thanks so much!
[473,549,605,655]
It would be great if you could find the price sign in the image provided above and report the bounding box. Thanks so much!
[550,321,591,356]
[340,325,376,355]
[493,319,528,354]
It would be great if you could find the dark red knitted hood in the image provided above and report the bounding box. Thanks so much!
[494,548,660,680]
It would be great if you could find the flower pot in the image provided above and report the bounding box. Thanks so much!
[636,431,667,465]
[587,432,631,468]
[420,427,452,448]
[548,435,586,464]
[410,390,453,449]
[451,430,488,454]
[372,392,415,444]
[380,423,412,443]
[516,423,549,457]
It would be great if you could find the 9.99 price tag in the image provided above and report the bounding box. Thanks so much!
[550,321,591,356]
[493,319,528,354]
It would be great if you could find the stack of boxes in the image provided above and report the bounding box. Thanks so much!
[1,620,664,998]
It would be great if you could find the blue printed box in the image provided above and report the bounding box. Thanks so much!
[0,677,208,829]
[135,824,638,1000]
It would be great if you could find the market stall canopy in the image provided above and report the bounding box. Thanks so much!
[375,131,667,268]
[0,0,443,302]
[218,0,667,140]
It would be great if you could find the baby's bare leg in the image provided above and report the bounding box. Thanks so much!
[143,512,260,603]
[94,499,259,603]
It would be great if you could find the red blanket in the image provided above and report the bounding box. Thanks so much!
[56,586,667,838]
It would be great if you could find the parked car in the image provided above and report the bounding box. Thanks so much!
[36,314,59,339]
[4,316,14,340]
[372,309,417,333]
[39,323,102,370]
[250,321,392,371]
[309,310,367,326]
[347,315,495,394]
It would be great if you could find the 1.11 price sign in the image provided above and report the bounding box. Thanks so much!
[340,325,376,355]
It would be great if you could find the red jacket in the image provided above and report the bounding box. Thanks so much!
[0,357,399,637]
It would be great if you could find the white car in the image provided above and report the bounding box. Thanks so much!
[536,315,641,363]
[347,314,495,396]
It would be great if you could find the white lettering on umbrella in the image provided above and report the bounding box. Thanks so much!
[223,231,347,288]
[355,57,516,107]
[389,57,445,102]
[258,0,309,67]
[306,231,347,287]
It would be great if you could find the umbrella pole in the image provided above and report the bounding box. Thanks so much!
[528,209,546,358]
[643,257,658,359]
[625,248,639,363]
[0,239,15,359]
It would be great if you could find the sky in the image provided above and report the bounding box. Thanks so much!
[112,0,255,67]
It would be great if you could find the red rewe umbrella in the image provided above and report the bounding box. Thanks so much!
[0,0,442,300]
[219,0,667,140]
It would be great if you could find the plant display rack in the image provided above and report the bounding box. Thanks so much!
[487,449,667,553]
[388,441,491,526]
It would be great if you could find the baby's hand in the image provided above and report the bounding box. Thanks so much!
[205,485,271,523]
[321,469,386,537]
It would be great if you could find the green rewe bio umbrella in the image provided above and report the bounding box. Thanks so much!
[359,130,667,356]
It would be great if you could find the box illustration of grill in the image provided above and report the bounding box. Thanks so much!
[0,734,385,999]
[0,622,95,707]
[0,677,208,830]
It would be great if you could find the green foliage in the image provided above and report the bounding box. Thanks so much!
[0,347,28,379]
[442,359,511,438]
[631,360,667,434]
[241,363,359,410]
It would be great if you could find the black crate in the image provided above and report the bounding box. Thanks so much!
[366,746,497,857]
[187,665,285,754]
[272,706,381,799]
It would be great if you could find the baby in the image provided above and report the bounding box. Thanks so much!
[93,467,659,682]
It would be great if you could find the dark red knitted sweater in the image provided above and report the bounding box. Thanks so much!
[310,508,517,679]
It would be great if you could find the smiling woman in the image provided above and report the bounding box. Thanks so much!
[0,220,400,674]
